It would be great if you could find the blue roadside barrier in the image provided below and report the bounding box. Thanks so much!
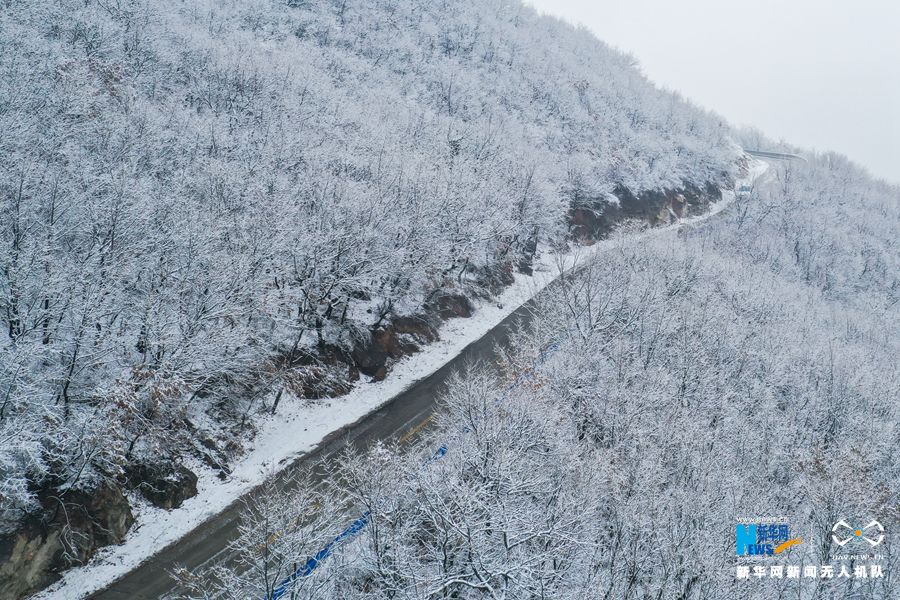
[267,443,453,598]
[269,512,370,599]
[267,337,565,598]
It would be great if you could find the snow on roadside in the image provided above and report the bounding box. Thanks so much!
[34,160,767,599]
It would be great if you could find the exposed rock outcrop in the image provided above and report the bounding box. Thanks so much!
[433,293,474,319]
[281,344,360,399]
[0,521,62,600]
[352,314,440,381]
[0,482,133,599]
[125,463,199,510]
[569,182,722,241]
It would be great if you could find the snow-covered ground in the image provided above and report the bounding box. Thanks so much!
[34,160,768,599]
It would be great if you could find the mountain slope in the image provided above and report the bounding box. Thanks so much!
[0,0,739,595]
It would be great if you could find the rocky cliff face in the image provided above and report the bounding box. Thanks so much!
[0,458,207,599]
[0,482,133,599]
[125,463,199,511]
[0,525,63,600]
[569,183,722,241]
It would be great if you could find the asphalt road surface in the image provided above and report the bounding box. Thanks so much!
[91,291,537,599]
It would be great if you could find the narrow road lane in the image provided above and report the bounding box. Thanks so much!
[91,292,536,599]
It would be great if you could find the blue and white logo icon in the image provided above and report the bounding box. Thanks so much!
[832,520,884,547]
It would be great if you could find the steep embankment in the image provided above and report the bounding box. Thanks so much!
[0,1,738,596]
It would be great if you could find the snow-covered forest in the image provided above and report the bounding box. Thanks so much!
[0,0,742,589]
[178,155,900,599]
[4,0,898,598]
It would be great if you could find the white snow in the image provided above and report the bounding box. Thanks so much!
[33,160,767,600]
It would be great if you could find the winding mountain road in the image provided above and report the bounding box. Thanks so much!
[91,282,535,599]
[88,159,770,599]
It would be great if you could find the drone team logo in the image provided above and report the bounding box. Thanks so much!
[832,520,884,547]
[733,516,889,582]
